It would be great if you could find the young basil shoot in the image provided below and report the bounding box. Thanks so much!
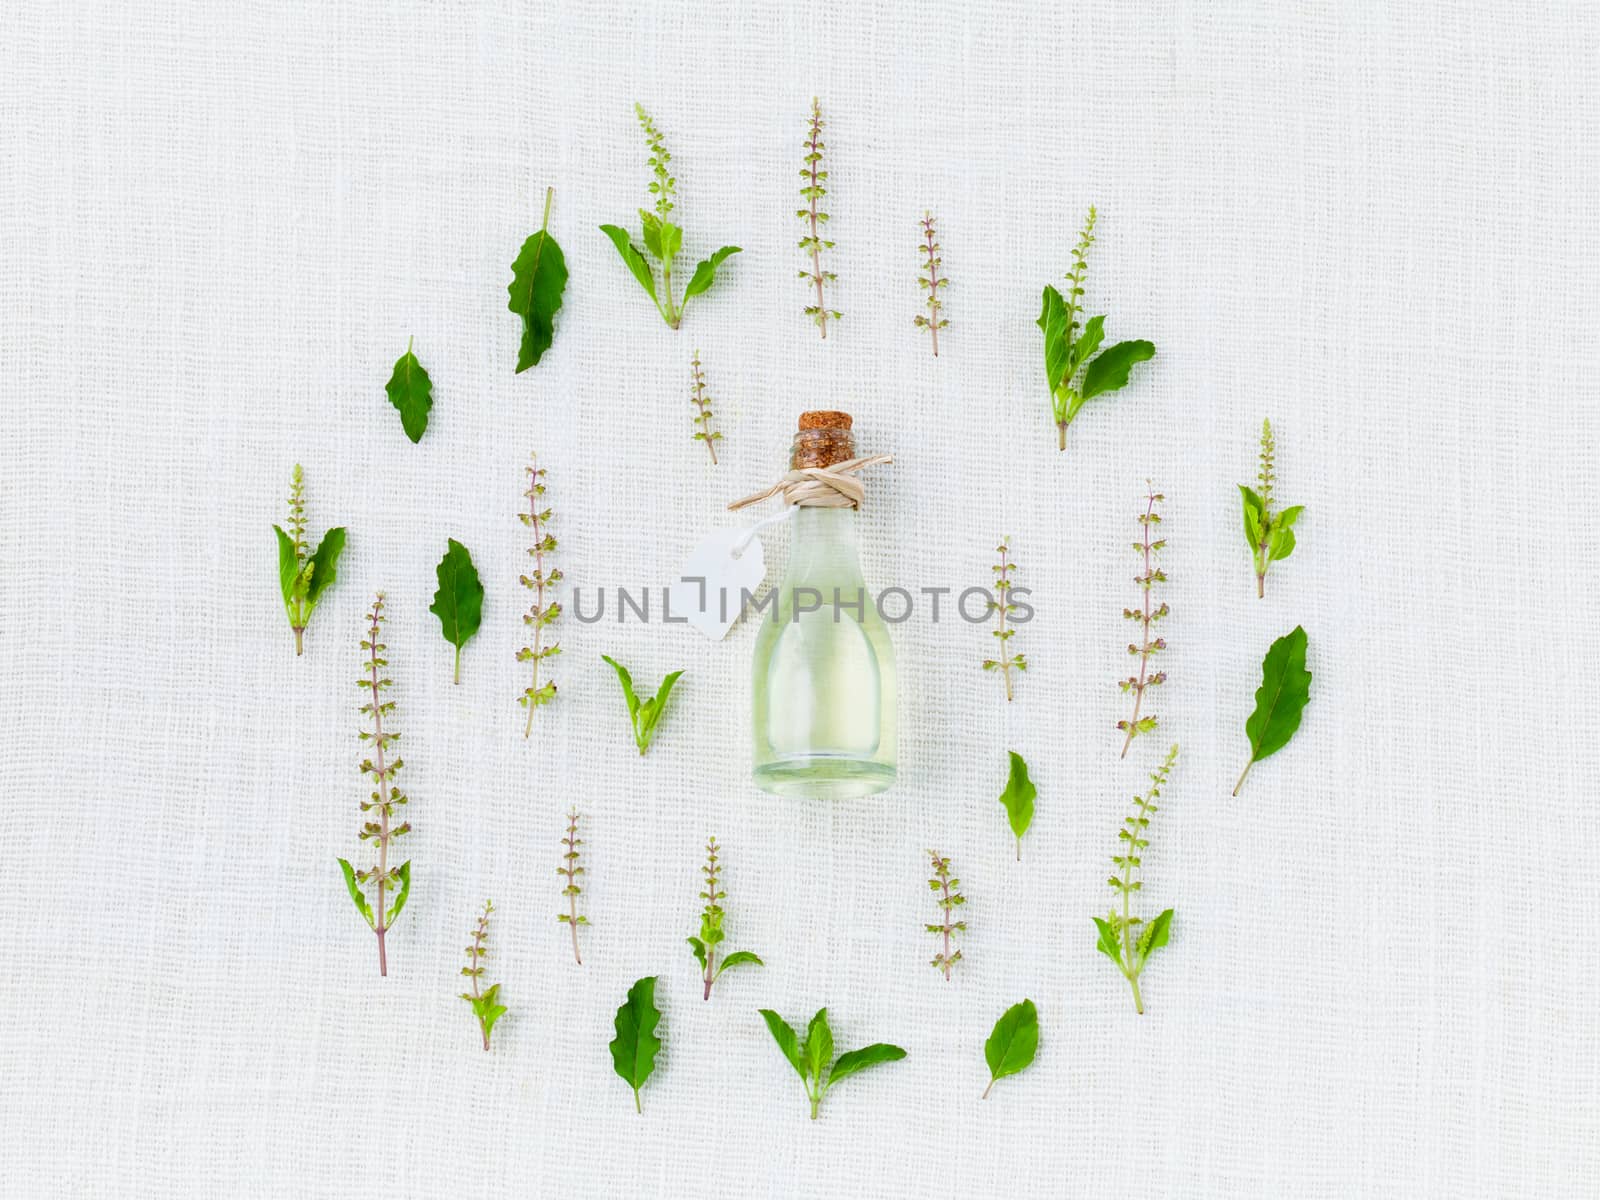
[1240,418,1304,598]
[1093,745,1178,1014]
[273,464,345,656]
[687,836,763,1000]
[458,900,507,1051]
[758,1007,906,1120]
[600,655,683,755]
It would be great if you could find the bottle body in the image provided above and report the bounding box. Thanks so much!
[752,507,896,798]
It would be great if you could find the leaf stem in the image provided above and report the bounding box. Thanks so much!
[1233,759,1253,797]
[982,1077,996,1100]
[540,184,553,235]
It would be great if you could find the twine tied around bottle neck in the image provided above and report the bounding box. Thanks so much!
[727,454,893,512]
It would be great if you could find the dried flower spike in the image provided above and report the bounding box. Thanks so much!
[689,351,722,465]
[1239,418,1304,598]
[687,836,763,1000]
[982,537,1026,700]
[798,97,839,336]
[272,464,346,656]
[336,593,413,976]
[459,900,507,1051]
[557,810,587,965]
[518,453,562,735]
[926,851,966,980]
[1093,744,1179,1013]
[914,212,948,355]
[1118,485,1168,757]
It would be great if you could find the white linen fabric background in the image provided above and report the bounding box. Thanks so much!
[1,2,1596,1197]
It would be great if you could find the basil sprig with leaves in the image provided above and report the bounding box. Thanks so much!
[600,104,740,330]
[1037,207,1154,451]
[759,1007,906,1121]
[601,655,683,755]
[272,464,345,656]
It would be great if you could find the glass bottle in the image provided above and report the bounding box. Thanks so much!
[751,412,896,798]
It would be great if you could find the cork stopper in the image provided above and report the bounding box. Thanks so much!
[791,411,855,469]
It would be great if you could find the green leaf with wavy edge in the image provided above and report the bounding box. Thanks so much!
[337,858,374,928]
[508,191,568,373]
[983,999,1039,1098]
[609,976,662,1113]
[305,527,346,608]
[715,950,763,977]
[429,539,484,684]
[274,525,300,611]
[997,750,1036,860]
[1081,339,1155,402]
[384,337,433,443]
[682,246,740,302]
[599,224,658,306]
[1235,625,1312,795]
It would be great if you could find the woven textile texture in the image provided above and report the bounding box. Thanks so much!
[1,2,1597,1197]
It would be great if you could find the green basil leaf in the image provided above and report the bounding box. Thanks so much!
[1092,916,1122,963]
[687,936,707,970]
[1136,908,1174,961]
[601,655,640,719]
[997,750,1036,859]
[599,224,658,303]
[609,976,662,1113]
[1073,313,1106,372]
[1080,339,1155,401]
[1036,285,1071,390]
[715,949,763,977]
[759,1009,807,1082]
[507,227,568,373]
[682,246,741,301]
[305,527,346,608]
[386,860,412,926]
[384,339,433,443]
[823,1043,906,1093]
[429,539,484,684]
[983,999,1039,1092]
[274,525,300,609]
[1237,625,1313,793]
[804,1008,833,1085]
[337,858,374,928]
[639,209,664,259]
[1239,485,1264,548]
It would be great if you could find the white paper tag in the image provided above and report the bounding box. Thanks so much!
[669,512,790,641]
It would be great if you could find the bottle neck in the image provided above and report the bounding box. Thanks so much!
[783,506,862,582]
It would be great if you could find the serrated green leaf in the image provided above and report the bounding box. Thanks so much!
[430,539,484,684]
[384,339,433,443]
[823,1043,907,1093]
[1074,314,1106,371]
[715,949,763,977]
[682,246,740,302]
[805,1008,833,1086]
[759,1008,807,1082]
[1236,625,1313,794]
[507,216,568,372]
[1092,916,1122,964]
[983,999,1039,1095]
[274,525,300,610]
[386,860,412,926]
[599,224,658,304]
[1080,339,1155,401]
[997,750,1036,859]
[305,527,346,608]
[609,976,662,1113]
[337,858,374,928]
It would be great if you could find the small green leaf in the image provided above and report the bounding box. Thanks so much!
[600,655,640,719]
[1080,339,1155,401]
[639,209,664,259]
[715,949,764,977]
[430,539,484,684]
[274,525,300,609]
[983,999,1039,1095]
[997,750,1036,859]
[1271,505,1304,561]
[602,659,682,755]
[1073,313,1106,372]
[600,224,658,304]
[305,527,346,608]
[507,198,568,372]
[759,1008,807,1082]
[1092,916,1122,964]
[609,976,662,1113]
[1037,285,1071,390]
[823,1043,907,1093]
[384,338,433,443]
[337,858,374,928]
[687,936,707,970]
[1239,485,1264,548]
[804,1008,833,1086]
[682,246,741,302]
[1236,626,1313,794]
[386,860,412,926]
[475,983,508,1046]
[1137,908,1174,962]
